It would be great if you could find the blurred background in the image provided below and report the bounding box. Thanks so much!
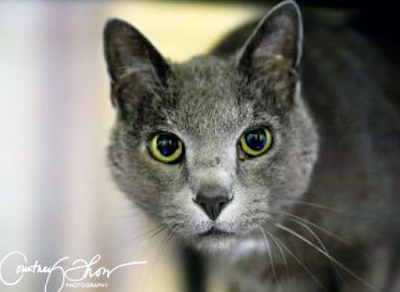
[0,1,261,292]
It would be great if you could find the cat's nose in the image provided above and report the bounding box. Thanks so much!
[195,185,232,220]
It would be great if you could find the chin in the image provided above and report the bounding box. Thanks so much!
[196,237,237,254]
[188,229,239,253]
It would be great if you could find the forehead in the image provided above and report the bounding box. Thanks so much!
[169,57,250,138]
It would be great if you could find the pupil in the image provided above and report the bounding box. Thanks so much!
[157,135,178,156]
[246,129,267,151]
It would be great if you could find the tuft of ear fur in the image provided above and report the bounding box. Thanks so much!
[103,19,170,85]
[238,0,303,105]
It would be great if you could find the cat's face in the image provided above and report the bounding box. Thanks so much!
[104,1,318,251]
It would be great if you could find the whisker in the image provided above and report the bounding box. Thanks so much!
[260,226,291,292]
[140,225,176,292]
[270,209,370,260]
[276,199,384,221]
[286,216,349,291]
[259,226,282,292]
[264,208,369,291]
[275,222,380,292]
[118,224,168,251]
[273,234,328,292]
[269,231,292,292]
[137,224,170,249]
[153,228,175,268]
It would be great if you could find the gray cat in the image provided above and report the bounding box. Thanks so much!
[103,1,400,291]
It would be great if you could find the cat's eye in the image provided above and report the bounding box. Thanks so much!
[240,128,272,157]
[149,133,184,164]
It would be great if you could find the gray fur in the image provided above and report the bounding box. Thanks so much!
[104,0,400,291]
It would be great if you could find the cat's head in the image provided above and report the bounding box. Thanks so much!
[104,0,318,251]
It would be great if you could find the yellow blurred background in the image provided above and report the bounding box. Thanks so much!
[0,1,261,292]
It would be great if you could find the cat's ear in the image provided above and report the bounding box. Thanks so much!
[238,0,303,103]
[103,19,170,85]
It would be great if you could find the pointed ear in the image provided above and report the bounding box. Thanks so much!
[238,1,303,103]
[103,19,170,85]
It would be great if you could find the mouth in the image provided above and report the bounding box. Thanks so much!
[198,227,235,239]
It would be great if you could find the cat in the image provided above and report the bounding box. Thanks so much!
[103,1,400,291]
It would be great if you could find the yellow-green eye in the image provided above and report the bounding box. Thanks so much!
[149,133,184,164]
[240,128,272,157]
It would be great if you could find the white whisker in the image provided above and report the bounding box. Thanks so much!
[259,226,282,292]
[273,235,328,292]
[276,199,382,221]
[287,217,349,291]
[275,222,380,292]
[271,209,370,260]
[260,226,292,292]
